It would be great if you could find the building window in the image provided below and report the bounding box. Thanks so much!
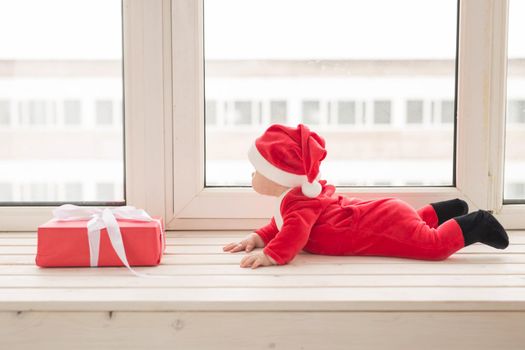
[30,183,48,201]
[29,101,47,125]
[64,183,83,201]
[205,100,218,126]
[302,100,321,125]
[406,100,424,124]
[0,100,10,126]
[63,100,82,125]
[505,183,525,200]
[373,100,391,124]
[337,101,356,125]
[231,101,252,125]
[95,100,114,125]
[0,183,13,201]
[270,100,287,124]
[441,100,454,124]
[19,100,47,125]
[96,183,115,201]
[507,100,525,123]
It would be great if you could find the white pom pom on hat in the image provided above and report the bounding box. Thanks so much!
[301,180,323,198]
[247,124,327,198]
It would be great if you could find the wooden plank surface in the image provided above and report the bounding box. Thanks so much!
[0,312,525,350]
[1,287,525,312]
[4,253,525,265]
[0,230,524,312]
[2,311,525,350]
[2,243,525,255]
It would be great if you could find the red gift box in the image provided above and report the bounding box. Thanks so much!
[36,216,165,268]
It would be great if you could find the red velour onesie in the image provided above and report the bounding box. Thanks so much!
[255,181,465,265]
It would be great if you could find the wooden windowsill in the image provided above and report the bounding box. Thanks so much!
[2,230,525,349]
[1,230,525,312]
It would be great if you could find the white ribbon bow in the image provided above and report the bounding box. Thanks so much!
[52,204,163,276]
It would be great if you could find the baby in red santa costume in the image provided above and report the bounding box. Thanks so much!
[223,124,509,269]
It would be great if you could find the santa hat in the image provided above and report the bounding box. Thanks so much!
[248,124,327,198]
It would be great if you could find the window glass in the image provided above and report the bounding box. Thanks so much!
[64,100,82,126]
[406,100,423,124]
[504,0,525,201]
[230,101,252,125]
[302,100,321,125]
[0,183,12,201]
[0,0,124,203]
[338,101,356,125]
[96,100,114,125]
[373,100,391,124]
[0,100,10,125]
[441,100,454,124]
[507,100,525,124]
[96,183,115,201]
[270,100,287,124]
[19,101,47,125]
[64,182,83,201]
[205,100,218,126]
[30,183,49,201]
[204,0,457,186]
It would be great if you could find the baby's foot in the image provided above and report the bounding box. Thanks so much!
[455,210,509,249]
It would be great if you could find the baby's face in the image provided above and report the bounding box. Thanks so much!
[251,171,287,196]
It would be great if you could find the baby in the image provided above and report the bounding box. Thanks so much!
[223,124,509,269]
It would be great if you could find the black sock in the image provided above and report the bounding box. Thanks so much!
[430,198,469,225]
[454,210,509,249]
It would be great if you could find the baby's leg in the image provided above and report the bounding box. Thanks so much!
[355,219,465,261]
[352,198,465,260]
[416,205,439,228]
[431,199,468,225]
[416,199,468,229]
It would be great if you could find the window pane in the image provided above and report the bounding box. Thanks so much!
[0,0,124,203]
[0,100,11,125]
[373,100,391,125]
[64,182,83,201]
[441,100,454,124]
[64,100,82,126]
[338,101,356,125]
[406,100,423,124]
[0,183,13,201]
[507,100,525,124]
[204,0,457,186]
[302,100,321,125]
[205,100,218,126]
[229,101,252,125]
[504,0,525,202]
[96,100,114,125]
[270,100,287,124]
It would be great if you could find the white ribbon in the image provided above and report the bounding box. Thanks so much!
[52,204,164,276]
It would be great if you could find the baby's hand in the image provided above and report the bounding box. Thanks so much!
[223,232,265,253]
[240,251,276,269]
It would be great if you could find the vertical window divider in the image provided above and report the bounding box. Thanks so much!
[487,0,509,214]
[455,0,498,212]
[487,0,525,228]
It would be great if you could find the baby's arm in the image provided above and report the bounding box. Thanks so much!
[254,217,279,245]
[263,209,318,265]
[222,217,278,253]
[242,200,321,268]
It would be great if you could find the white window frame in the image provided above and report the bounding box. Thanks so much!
[0,0,171,230]
[1,0,524,231]
[166,0,524,230]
